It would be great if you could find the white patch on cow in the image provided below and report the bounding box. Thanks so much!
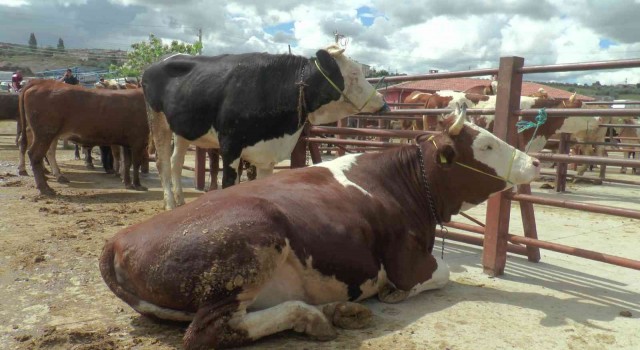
[233,300,332,341]
[356,265,388,301]
[313,153,371,196]
[242,127,304,170]
[250,241,350,310]
[437,90,476,109]
[407,256,450,298]
[191,127,220,149]
[308,45,386,125]
[134,300,194,322]
[466,122,539,187]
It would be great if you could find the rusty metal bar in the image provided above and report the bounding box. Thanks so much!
[367,68,498,83]
[305,137,401,148]
[599,124,640,128]
[358,108,496,116]
[435,229,529,256]
[555,133,570,192]
[518,184,542,262]
[519,58,640,74]
[483,56,524,277]
[584,101,640,105]
[507,193,640,220]
[506,234,640,270]
[539,170,640,186]
[310,126,432,138]
[530,152,640,167]
[517,108,640,117]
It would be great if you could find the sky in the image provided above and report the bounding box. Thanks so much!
[2,0,640,85]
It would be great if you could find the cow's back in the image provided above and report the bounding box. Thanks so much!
[142,52,306,141]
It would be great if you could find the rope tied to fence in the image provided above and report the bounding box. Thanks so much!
[516,108,547,152]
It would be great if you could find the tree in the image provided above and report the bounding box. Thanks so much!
[28,33,37,51]
[110,34,203,77]
[57,38,65,52]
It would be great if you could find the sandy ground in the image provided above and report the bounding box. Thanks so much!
[0,119,638,350]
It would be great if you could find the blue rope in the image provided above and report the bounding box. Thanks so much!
[516,108,547,152]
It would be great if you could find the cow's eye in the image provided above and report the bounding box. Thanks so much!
[484,145,493,151]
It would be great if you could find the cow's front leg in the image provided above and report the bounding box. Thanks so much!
[46,139,69,183]
[220,149,241,189]
[255,163,275,179]
[83,146,95,169]
[380,255,450,304]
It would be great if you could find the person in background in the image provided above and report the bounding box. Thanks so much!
[60,68,79,85]
[11,70,23,93]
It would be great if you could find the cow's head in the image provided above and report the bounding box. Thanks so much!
[307,44,387,124]
[423,105,540,217]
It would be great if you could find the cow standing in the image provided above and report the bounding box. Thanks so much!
[100,106,540,349]
[17,80,149,195]
[142,44,388,210]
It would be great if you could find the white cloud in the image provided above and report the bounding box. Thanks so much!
[2,0,640,84]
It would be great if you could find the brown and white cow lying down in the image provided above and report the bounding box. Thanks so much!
[99,106,540,349]
[17,79,149,195]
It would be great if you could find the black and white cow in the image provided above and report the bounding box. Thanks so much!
[100,106,541,349]
[142,44,388,209]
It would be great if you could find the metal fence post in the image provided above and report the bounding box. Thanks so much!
[483,56,524,276]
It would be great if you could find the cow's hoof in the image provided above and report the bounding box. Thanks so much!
[18,169,28,176]
[323,302,372,330]
[378,285,409,304]
[85,163,95,169]
[57,175,70,183]
[39,187,56,196]
[43,168,51,175]
[133,185,148,191]
[295,316,337,341]
[105,169,115,174]
[207,184,218,192]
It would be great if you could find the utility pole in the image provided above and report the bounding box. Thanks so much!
[288,44,291,55]
[197,28,203,55]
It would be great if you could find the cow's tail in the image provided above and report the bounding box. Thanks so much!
[99,238,143,308]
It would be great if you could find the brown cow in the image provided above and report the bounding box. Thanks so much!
[17,79,149,195]
[99,106,540,349]
[400,90,489,131]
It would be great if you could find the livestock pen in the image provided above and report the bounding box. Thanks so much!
[194,56,640,276]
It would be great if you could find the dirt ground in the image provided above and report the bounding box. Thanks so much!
[0,119,638,350]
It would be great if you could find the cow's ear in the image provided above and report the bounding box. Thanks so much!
[316,49,334,67]
[435,143,456,168]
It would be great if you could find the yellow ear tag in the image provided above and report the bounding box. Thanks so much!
[439,153,447,164]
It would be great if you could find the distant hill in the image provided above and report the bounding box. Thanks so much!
[0,42,126,76]
[542,82,640,101]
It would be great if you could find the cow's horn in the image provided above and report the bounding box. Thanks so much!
[326,44,346,56]
[449,103,466,136]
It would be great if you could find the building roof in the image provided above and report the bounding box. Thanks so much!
[382,77,594,101]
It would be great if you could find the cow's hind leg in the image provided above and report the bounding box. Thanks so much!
[46,139,69,183]
[131,145,147,191]
[28,135,57,195]
[147,105,175,209]
[122,146,135,190]
[184,300,339,350]
[171,135,189,205]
